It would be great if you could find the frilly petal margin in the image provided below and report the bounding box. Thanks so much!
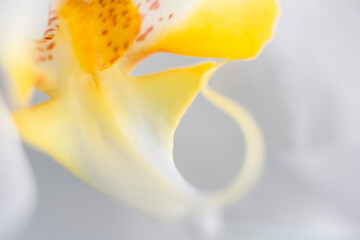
[0,94,36,238]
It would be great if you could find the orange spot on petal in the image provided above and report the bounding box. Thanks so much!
[136,26,154,42]
[46,42,55,50]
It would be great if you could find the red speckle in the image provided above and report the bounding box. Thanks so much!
[136,26,154,42]
[110,55,120,64]
[44,28,56,36]
[46,42,55,50]
[101,29,108,35]
[168,13,173,19]
[44,35,55,40]
[48,16,58,26]
[149,0,160,10]
[158,17,163,22]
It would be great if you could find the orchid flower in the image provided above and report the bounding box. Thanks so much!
[2,0,278,220]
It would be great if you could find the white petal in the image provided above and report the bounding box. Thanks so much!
[0,0,49,51]
[0,94,36,238]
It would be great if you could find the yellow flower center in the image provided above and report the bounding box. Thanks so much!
[60,0,141,72]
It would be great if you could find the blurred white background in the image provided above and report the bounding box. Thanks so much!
[1,0,360,239]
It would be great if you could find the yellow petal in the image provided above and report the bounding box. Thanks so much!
[201,85,265,208]
[2,52,39,104]
[14,63,216,218]
[60,0,141,72]
[125,0,279,65]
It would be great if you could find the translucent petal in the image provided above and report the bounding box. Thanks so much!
[13,61,264,219]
